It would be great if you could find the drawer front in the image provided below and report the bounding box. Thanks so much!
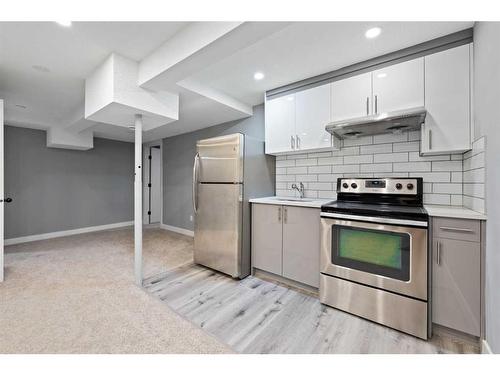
[432,217,480,242]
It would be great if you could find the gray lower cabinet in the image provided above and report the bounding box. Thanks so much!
[251,203,283,275]
[252,203,320,288]
[432,218,482,336]
[282,206,320,287]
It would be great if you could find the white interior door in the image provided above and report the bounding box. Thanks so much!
[1,99,4,282]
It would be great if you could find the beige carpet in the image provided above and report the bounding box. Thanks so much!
[0,227,232,354]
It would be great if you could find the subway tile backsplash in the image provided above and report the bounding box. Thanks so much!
[275,130,486,211]
[462,136,486,213]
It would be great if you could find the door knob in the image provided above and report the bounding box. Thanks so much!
[1,198,12,203]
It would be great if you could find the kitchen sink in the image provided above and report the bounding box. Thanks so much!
[271,197,314,202]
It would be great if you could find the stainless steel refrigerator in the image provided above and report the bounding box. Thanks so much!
[192,133,274,278]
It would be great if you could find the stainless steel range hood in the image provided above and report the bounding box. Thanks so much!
[325,107,427,140]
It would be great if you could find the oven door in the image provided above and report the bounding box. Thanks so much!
[320,215,427,300]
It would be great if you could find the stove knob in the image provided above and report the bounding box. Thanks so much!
[342,183,349,189]
[395,183,403,190]
[407,183,414,190]
[351,183,358,189]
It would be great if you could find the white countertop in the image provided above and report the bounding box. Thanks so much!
[250,199,487,220]
[424,205,487,220]
[249,196,331,209]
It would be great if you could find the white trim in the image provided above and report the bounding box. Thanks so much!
[4,221,134,246]
[482,339,493,354]
[134,115,143,286]
[160,223,194,237]
[143,141,163,225]
[1,99,4,282]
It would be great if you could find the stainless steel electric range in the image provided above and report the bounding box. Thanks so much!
[320,177,429,339]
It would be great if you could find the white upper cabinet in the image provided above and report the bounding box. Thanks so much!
[265,93,296,154]
[331,72,372,121]
[295,84,333,151]
[372,58,424,114]
[264,44,472,156]
[421,44,471,155]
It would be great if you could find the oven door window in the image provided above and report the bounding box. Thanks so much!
[331,225,410,281]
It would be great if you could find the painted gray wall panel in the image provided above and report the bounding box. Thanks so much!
[473,21,500,353]
[4,126,134,239]
[163,104,273,231]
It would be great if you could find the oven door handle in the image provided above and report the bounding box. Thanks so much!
[320,212,428,228]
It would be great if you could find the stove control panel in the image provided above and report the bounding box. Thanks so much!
[337,178,420,195]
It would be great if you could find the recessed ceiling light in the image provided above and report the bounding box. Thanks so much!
[32,65,51,73]
[365,27,382,39]
[56,21,72,27]
[253,72,265,81]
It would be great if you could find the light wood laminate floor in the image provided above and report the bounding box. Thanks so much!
[144,263,479,354]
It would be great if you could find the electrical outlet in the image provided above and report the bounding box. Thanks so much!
[189,215,193,222]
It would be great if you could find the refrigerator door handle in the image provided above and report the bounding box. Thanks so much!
[192,152,200,213]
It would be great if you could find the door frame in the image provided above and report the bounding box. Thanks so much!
[142,140,163,225]
[1,99,4,282]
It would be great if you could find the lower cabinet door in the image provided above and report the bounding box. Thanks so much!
[432,238,481,336]
[251,204,283,275]
[282,206,320,287]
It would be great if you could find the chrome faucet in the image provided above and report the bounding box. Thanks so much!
[291,182,305,199]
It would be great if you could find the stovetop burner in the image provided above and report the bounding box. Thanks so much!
[321,177,428,222]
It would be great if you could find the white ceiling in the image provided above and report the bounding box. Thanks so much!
[0,22,187,129]
[190,22,473,105]
[0,21,473,143]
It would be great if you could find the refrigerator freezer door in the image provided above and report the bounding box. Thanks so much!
[197,133,244,183]
[194,183,243,277]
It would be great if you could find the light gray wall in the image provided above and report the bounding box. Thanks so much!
[162,104,269,230]
[473,21,500,353]
[4,126,134,239]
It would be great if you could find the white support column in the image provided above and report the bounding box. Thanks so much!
[134,114,143,286]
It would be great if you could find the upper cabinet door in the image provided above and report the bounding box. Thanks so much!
[372,58,424,114]
[331,72,372,121]
[295,84,334,151]
[265,94,296,154]
[421,44,471,155]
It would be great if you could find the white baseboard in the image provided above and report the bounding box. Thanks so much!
[160,223,194,237]
[482,339,494,354]
[4,221,134,246]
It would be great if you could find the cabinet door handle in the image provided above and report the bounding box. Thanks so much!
[366,97,369,115]
[278,206,282,222]
[296,134,300,149]
[428,128,432,150]
[439,226,474,233]
[374,95,378,114]
[283,207,288,224]
[290,135,295,150]
[436,241,441,266]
